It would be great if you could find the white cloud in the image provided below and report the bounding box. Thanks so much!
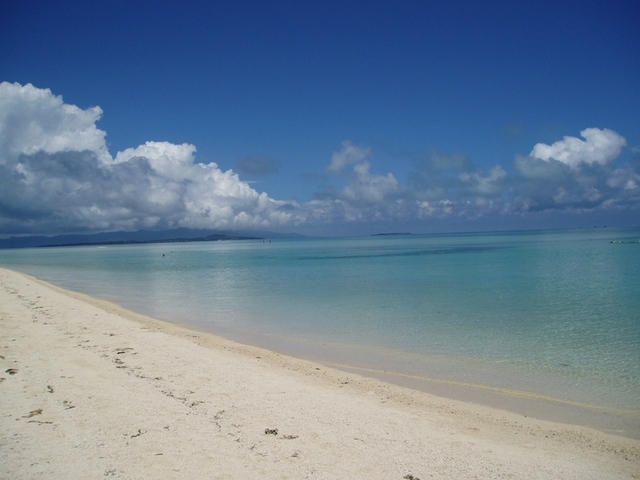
[343,161,399,203]
[507,129,638,213]
[0,82,304,234]
[326,140,372,174]
[1,82,637,235]
[114,141,197,176]
[530,128,626,169]
[0,82,111,164]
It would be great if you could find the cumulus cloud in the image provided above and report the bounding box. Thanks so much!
[0,82,110,164]
[530,128,626,169]
[0,82,304,234]
[1,82,637,235]
[326,140,372,174]
[400,129,635,218]
[512,129,638,213]
[343,161,399,203]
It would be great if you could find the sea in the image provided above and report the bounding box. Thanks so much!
[2,227,639,436]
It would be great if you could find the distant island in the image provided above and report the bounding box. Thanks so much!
[38,234,263,248]
[370,233,411,236]
[0,228,307,249]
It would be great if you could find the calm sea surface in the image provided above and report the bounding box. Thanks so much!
[2,228,639,422]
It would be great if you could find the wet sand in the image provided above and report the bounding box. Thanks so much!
[1,267,638,479]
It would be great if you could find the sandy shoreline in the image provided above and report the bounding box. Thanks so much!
[1,267,639,479]
[211,326,640,439]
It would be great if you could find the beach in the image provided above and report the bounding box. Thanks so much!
[1,267,638,479]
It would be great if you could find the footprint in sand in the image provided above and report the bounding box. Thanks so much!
[23,409,43,418]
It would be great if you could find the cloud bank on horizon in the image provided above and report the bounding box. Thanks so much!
[1,82,639,236]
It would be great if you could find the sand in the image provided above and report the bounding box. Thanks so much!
[1,267,638,479]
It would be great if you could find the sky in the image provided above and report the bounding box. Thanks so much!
[1,0,639,236]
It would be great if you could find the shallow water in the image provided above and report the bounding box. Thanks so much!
[2,228,639,425]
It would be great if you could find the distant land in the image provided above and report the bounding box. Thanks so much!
[38,233,264,248]
[370,233,411,236]
[0,228,306,249]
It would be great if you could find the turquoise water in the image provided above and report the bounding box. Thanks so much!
[1,228,639,417]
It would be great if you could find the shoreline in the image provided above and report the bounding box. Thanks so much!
[2,229,638,438]
[1,267,639,478]
[202,325,640,439]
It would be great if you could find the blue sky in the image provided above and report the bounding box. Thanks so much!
[1,0,639,236]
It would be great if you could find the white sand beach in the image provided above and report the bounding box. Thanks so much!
[1,267,638,479]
